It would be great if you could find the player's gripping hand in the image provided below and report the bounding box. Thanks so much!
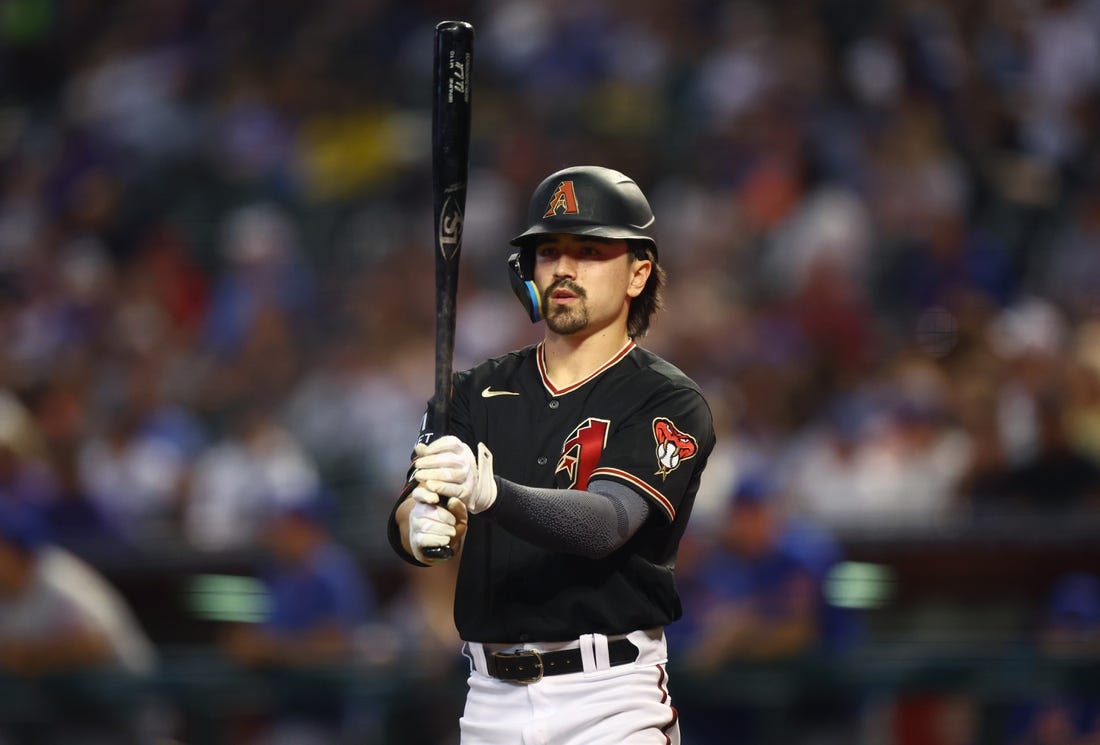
[406,498,457,563]
[412,437,475,502]
[413,436,497,513]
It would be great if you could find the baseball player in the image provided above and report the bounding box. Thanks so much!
[388,165,715,744]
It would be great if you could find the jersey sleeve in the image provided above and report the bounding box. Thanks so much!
[588,385,714,522]
[447,369,476,445]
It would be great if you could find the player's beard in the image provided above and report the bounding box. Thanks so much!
[542,280,589,335]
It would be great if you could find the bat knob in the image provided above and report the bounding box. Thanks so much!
[422,545,455,561]
[436,20,474,34]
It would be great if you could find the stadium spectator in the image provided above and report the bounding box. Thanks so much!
[184,403,321,551]
[1065,322,1100,466]
[376,560,466,745]
[788,382,972,530]
[993,390,1100,514]
[0,390,55,509]
[41,441,126,554]
[76,400,188,544]
[677,474,844,671]
[1038,572,1100,657]
[673,473,859,744]
[218,499,376,744]
[201,203,315,362]
[1001,572,1100,745]
[0,501,157,743]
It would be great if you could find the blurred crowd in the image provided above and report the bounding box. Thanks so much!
[0,0,1098,554]
[1,0,1100,742]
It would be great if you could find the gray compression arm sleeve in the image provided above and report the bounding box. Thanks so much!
[485,478,651,559]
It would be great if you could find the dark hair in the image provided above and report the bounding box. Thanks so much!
[628,243,664,339]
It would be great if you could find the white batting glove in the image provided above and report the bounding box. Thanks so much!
[413,436,475,502]
[407,499,457,563]
[413,436,497,514]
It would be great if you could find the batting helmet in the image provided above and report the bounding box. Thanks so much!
[507,166,658,323]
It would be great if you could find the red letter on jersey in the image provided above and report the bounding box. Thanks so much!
[556,418,610,489]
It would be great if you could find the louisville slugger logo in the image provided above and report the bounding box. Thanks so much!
[543,180,580,218]
[439,188,464,260]
[652,417,697,481]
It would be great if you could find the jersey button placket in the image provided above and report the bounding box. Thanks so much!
[541,401,557,467]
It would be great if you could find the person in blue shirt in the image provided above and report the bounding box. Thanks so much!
[677,474,825,670]
[1003,572,1100,745]
[221,498,374,744]
[671,472,863,744]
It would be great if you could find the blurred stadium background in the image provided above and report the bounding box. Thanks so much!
[0,0,1099,743]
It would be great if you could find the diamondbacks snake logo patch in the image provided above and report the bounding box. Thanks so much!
[652,417,698,480]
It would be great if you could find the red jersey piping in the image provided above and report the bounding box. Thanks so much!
[590,466,676,520]
[536,340,636,397]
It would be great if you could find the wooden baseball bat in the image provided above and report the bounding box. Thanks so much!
[423,20,473,560]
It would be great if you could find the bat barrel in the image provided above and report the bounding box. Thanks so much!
[429,19,474,440]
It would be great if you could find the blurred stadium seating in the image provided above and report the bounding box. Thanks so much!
[1,0,1099,742]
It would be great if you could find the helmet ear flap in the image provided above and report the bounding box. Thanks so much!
[507,250,541,323]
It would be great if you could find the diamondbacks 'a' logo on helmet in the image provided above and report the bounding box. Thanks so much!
[542,180,580,218]
[652,417,698,480]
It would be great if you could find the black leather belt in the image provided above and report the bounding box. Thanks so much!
[484,638,639,683]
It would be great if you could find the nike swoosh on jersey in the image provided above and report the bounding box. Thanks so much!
[481,386,521,398]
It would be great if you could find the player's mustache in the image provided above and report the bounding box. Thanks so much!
[548,279,586,298]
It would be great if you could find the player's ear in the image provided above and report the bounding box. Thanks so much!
[626,255,651,299]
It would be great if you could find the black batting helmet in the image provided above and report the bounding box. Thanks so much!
[507,166,658,323]
[510,165,657,254]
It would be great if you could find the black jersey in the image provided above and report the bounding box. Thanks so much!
[393,340,715,643]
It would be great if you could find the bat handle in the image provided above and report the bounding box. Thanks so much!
[419,408,457,562]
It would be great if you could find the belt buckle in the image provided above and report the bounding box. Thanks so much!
[496,649,543,684]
